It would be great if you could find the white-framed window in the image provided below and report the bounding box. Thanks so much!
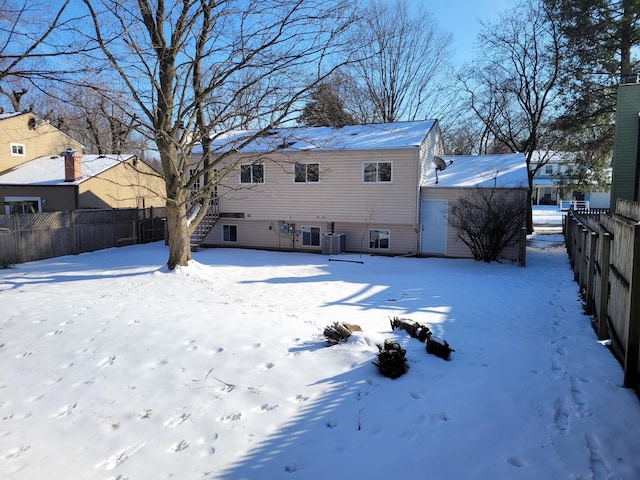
[222,224,237,242]
[294,163,319,183]
[240,163,264,184]
[363,161,392,182]
[369,228,390,250]
[301,226,321,246]
[10,143,25,157]
[4,196,41,214]
[545,164,553,174]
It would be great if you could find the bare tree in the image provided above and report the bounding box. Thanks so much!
[38,85,145,156]
[81,0,357,269]
[449,179,528,263]
[0,0,80,112]
[459,0,562,233]
[343,0,453,123]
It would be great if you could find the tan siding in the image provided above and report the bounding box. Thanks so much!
[420,186,525,262]
[0,113,82,172]
[202,218,418,255]
[216,149,420,225]
[79,159,165,209]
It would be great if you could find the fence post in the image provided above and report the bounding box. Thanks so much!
[623,224,640,390]
[70,210,77,255]
[597,230,611,340]
[12,213,21,263]
[586,231,597,315]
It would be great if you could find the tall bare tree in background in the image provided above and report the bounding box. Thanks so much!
[38,85,145,156]
[342,0,453,123]
[0,0,79,112]
[81,0,356,269]
[459,0,563,233]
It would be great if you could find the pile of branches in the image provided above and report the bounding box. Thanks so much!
[391,316,454,360]
[372,339,408,379]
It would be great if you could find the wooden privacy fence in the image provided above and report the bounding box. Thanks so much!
[565,199,640,393]
[0,207,166,265]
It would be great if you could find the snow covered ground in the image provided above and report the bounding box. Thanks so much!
[2,210,640,479]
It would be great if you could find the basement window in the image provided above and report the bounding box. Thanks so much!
[369,228,390,249]
[222,224,237,242]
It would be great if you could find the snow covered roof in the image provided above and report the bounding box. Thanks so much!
[0,111,24,121]
[0,153,135,186]
[424,153,528,188]
[199,120,438,154]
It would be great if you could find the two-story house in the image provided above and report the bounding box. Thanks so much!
[0,111,165,212]
[530,151,610,209]
[191,120,528,262]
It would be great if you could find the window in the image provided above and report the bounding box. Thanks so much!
[4,196,41,214]
[369,229,390,249]
[545,164,553,174]
[301,226,320,246]
[240,164,264,184]
[222,224,237,242]
[10,143,25,156]
[294,163,319,183]
[363,162,392,182]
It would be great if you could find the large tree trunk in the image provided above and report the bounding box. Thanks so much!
[159,140,191,270]
[165,199,191,270]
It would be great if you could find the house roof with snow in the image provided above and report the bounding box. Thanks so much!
[0,153,135,186]
[424,153,528,188]
[0,112,23,121]
[198,120,438,154]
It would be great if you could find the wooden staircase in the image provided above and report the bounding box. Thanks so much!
[189,200,219,251]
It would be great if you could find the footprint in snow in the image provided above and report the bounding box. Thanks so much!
[164,413,191,428]
[169,440,190,452]
[3,445,31,460]
[507,456,525,467]
[54,402,77,419]
[99,355,116,367]
[94,441,147,471]
[553,398,570,432]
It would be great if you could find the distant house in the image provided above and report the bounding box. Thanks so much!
[0,150,165,213]
[530,151,610,209]
[0,111,82,172]
[0,111,165,213]
[189,121,528,262]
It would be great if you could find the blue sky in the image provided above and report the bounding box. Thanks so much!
[408,0,515,63]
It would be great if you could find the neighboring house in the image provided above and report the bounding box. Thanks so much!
[190,120,527,261]
[420,153,528,261]
[530,151,610,209]
[0,111,83,173]
[611,74,640,207]
[0,111,165,213]
[0,150,165,212]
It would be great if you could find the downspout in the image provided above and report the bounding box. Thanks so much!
[635,111,640,201]
[414,147,421,255]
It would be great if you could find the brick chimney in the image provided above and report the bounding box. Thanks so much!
[62,149,82,182]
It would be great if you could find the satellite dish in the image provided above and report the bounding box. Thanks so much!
[434,156,447,171]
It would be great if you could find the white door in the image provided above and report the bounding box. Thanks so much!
[420,200,448,255]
